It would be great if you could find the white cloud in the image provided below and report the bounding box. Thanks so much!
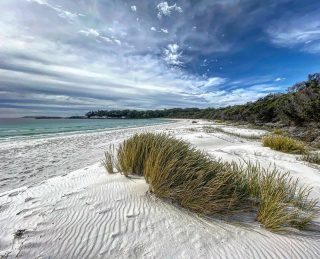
[100,36,112,43]
[114,39,121,45]
[160,28,168,33]
[26,0,79,22]
[79,28,121,45]
[59,10,78,20]
[150,27,156,31]
[202,77,226,89]
[79,28,100,37]
[163,43,183,66]
[200,87,269,107]
[156,2,183,19]
[27,0,47,4]
[131,5,137,12]
[267,10,320,53]
[275,77,285,82]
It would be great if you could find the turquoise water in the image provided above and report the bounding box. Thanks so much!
[0,118,172,140]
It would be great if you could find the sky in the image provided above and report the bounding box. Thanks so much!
[0,0,320,117]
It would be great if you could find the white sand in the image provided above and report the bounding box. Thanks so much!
[0,120,320,258]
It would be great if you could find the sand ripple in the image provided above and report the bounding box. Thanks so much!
[0,163,319,258]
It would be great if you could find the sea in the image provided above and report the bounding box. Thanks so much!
[0,118,172,141]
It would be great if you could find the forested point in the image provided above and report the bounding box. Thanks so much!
[86,73,320,126]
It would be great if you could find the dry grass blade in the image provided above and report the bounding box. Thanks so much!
[103,145,116,174]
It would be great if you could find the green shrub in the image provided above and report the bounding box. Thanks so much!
[262,135,306,154]
[106,133,316,231]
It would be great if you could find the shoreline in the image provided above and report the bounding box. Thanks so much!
[0,118,177,144]
[0,119,186,193]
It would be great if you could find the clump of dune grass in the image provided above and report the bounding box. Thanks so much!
[204,126,262,140]
[117,133,248,213]
[103,145,116,174]
[106,133,317,231]
[187,127,198,132]
[262,134,306,154]
[213,119,225,124]
[273,128,285,135]
[235,163,316,231]
[301,152,320,165]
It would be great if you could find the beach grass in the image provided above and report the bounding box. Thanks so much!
[237,163,316,231]
[103,145,116,174]
[187,127,198,132]
[300,152,320,165]
[105,133,317,231]
[262,134,306,154]
[203,126,262,140]
[273,128,285,135]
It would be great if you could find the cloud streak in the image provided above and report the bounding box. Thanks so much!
[267,8,320,53]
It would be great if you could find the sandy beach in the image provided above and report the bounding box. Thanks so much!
[0,120,320,258]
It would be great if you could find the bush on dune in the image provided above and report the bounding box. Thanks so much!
[104,133,317,231]
[262,134,306,154]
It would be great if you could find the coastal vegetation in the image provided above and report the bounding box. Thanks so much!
[273,128,285,135]
[104,133,317,231]
[301,152,320,165]
[211,73,320,126]
[103,145,116,174]
[262,135,306,154]
[203,126,262,140]
[87,73,320,127]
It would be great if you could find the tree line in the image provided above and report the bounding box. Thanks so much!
[86,73,320,126]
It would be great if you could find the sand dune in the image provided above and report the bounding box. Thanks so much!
[1,120,320,258]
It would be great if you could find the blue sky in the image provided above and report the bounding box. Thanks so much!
[0,0,320,117]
